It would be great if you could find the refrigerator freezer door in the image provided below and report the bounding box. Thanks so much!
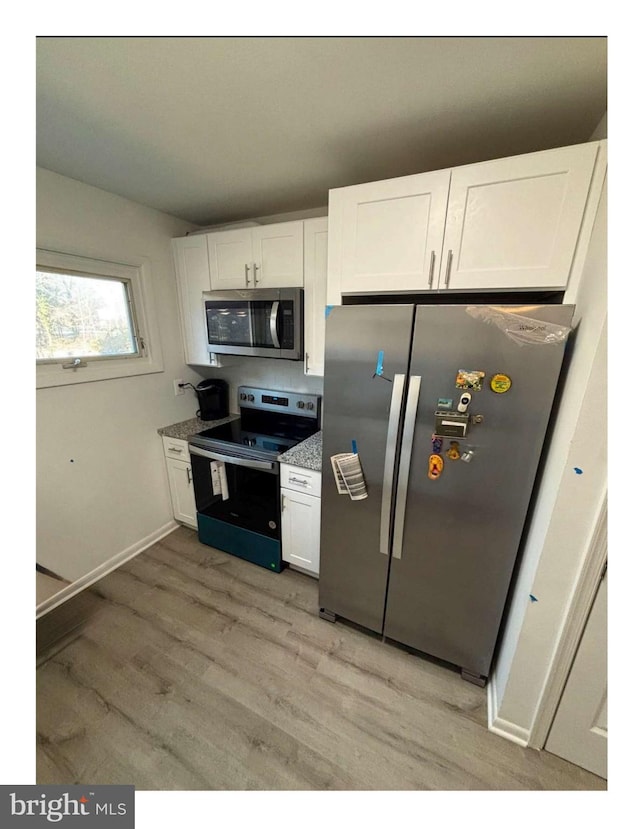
[383,304,574,677]
[319,305,414,633]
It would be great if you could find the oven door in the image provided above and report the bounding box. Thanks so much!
[188,444,283,572]
[203,288,303,360]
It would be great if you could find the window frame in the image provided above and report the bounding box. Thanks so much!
[36,248,164,388]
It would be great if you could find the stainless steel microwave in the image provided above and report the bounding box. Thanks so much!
[203,288,304,360]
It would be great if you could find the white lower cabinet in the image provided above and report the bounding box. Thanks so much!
[280,463,321,577]
[162,437,197,529]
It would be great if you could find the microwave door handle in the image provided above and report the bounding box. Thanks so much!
[270,300,281,348]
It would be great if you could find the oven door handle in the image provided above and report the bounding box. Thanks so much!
[270,301,281,348]
[189,445,276,472]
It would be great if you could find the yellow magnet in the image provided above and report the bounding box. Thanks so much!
[428,454,444,480]
[446,441,461,461]
[490,373,512,394]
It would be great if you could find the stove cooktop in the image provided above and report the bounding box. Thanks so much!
[189,386,321,462]
[196,421,299,455]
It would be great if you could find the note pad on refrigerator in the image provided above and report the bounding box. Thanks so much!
[331,453,368,500]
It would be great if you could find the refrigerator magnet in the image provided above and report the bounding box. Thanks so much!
[490,373,512,393]
[446,441,461,461]
[428,454,444,480]
[455,369,485,391]
[431,435,443,454]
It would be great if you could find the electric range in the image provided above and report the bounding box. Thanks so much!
[188,386,321,572]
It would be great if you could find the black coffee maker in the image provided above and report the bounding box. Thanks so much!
[194,379,229,421]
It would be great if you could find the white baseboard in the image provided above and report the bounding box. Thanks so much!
[486,676,531,748]
[36,520,179,619]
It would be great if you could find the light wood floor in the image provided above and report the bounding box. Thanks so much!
[36,526,605,790]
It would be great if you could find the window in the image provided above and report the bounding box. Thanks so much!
[36,249,163,388]
[36,269,141,362]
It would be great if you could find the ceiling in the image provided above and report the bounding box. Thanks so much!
[36,36,607,227]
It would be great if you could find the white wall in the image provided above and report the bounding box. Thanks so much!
[36,168,206,582]
[195,357,323,415]
[490,152,607,740]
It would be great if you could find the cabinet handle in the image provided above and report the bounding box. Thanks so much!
[186,467,192,484]
[444,249,453,288]
[245,264,251,287]
[254,263,260,285]
[305,352,309,372]
[428,250,435,289]
[290,477,309,486]
[168,447,184,453]
[281,493,286,511]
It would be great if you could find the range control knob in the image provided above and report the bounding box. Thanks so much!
[297,401,305,409]
[306,402,314,410]
[248,394,255,402]
[239,392,247,401]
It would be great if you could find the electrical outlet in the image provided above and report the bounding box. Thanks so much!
[173,379,185,396]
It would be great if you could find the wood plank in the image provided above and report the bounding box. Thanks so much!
[36,526,606,790]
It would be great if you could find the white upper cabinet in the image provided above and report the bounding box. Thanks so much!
[329,170,451,297]
[251,222,304,288]
[440,143,600,290]
[208,222,304,290]
[207,228,254,289]
[327,142,601,301]
[173,218,324,369]
[171,233,211,366]
[303,217,328,376]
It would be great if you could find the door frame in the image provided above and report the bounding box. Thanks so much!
[528,489,607,749]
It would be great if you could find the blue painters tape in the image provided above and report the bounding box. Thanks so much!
[529,594,538,603]
[325,305,335,318]
[574,467,583,475]
[351,440,358,454]
[375,350,384,376]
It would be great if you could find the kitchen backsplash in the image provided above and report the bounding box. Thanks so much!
[193,357,324,413]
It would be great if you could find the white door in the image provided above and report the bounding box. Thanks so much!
[303,217,328,376]
[545,570,607,779]
[439,143,599,290]
[207,228,254,289]
[166,458,197,529]
[251,221,304,287]
[281,488,321,576]
[172,235,211,366]
[335,170,451,294]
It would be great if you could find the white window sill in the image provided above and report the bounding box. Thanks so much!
[36,354,163,388]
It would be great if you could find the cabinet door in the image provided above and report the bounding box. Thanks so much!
[251,221,304,287]
[166,458,197,528]
[281,488,321,576]
[208,228,254,289]
[172,235,211,366]
[439,142,599,291]
[334,170,451,294]
[303,218,328,376]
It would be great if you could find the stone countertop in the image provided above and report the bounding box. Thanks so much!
[157,414,239,441]
[278,431,322,472]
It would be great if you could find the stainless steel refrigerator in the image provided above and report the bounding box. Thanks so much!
[319,303,574,685]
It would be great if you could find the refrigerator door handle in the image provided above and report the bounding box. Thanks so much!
[380,373,406,555]
[392,375,422,559]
